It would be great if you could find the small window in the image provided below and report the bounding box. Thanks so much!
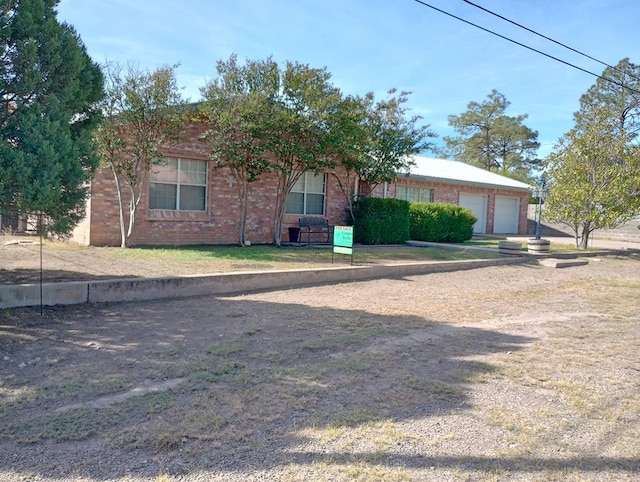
[286,172,326,215]
[396,186,433,203]
[149,158,207,211]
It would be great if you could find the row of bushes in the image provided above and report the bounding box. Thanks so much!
[352,197,476,245]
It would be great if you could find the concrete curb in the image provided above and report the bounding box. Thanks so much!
[1,257,529,309]
[538,258,590,268]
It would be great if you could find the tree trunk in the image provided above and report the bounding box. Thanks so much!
[273,194,285,247]
[124,170,147,248]
[127,192,136,245]
[111,165,127,248]
[125,184,138,248]
[579,223,591,249]
[272,169,302,247]
[238,179,248,247]
[331,171,356,224]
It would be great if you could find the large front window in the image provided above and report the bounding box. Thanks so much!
[149,158,207,211]
[286,172,326,215]
[396,186,433,203]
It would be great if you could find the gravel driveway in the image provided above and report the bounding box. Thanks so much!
[1,254,639,481]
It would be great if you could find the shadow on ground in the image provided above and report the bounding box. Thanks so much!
[0,276,638,480]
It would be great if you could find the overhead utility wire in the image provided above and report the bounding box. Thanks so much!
[461,0,640,83]
[410,0,640,96]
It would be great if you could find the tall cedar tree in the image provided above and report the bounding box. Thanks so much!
[95,62,187,247]
[544,59,640,248]
[0,0,104,233]
[445,90,540,182]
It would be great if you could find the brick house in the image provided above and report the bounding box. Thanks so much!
[73,122,352,246]
[385,156,531,235]
[73,130,531,246]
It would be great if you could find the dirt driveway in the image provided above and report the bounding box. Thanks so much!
[1,254,639,481]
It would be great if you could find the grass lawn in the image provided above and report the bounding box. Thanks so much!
[103,243,503,265]
[1,237,503,284]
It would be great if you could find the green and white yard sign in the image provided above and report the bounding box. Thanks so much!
[333,225,354,264]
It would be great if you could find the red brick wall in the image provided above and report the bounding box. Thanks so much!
[77,124,354,246]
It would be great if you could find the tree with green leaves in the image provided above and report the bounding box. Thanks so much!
[201,56,345,246]
[200,55,434,245]
[95,62,188,247]
[579,58,640,136]
[544,59,640,249]
[0,0,104,233]
[200,55,277,246]
[445,90,540,181]
[263,60,344,246]
[332,89,436,221]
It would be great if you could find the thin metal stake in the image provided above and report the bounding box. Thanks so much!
[39,213,43,315]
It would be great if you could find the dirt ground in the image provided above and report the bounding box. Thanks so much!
[1,250,639,481]
[0,239,341,285]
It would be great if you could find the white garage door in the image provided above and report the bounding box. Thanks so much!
[459,193,487,233]
[494,196,520,234]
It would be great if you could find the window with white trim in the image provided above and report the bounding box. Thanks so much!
[286,172,326,215]
[149,158,207,211]
[396,186,433,203]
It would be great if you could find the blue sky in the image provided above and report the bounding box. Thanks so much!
[57,0,640,158]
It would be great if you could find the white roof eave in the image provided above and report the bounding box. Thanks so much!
[397,156,532,192]
[400,172,532,192]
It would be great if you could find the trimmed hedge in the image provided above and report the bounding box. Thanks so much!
[353,197,410,245]
[409,202,476,243]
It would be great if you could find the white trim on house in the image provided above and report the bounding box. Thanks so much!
[399,156,531,192]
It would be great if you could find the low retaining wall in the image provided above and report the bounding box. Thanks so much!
[1,257,529,310]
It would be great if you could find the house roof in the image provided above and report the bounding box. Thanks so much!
[398,156,531,192]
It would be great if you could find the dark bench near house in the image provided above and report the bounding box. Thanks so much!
[298,217,332,244]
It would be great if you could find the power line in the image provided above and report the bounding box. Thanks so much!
[410,0,640,96]
[461,0,640,83]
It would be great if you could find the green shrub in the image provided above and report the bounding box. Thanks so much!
[409,203,476,243]
[353,197,410,245]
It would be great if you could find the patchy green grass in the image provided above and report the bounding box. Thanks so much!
[0,238,505,285]
[102,243,501,266]
[205,339,250,356]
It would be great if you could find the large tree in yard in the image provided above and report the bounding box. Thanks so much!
[445,90,540,182]
[0,0,104,233]
[200,55,277,246]
[201,56,347,246]
[544,59,640,249]
[95,62,187,247]
[263,61,344,246]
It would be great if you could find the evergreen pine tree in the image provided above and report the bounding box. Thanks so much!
[0,0,104,232]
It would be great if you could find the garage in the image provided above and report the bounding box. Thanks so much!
[459,193,487,233]
[494,196,520,234]
[396,157,531,238]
